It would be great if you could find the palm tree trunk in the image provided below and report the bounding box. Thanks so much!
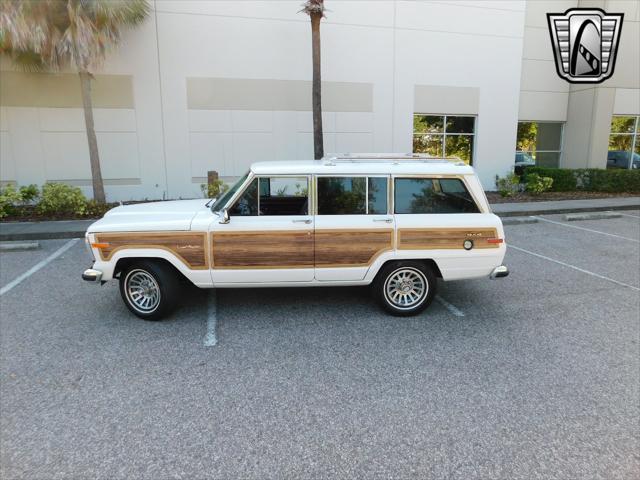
[311,12,324,160]
[79,70,106,203]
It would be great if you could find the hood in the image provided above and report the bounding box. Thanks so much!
[87,199,210,233]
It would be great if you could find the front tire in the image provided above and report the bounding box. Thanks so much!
[119,260,179,320]
[373,261,436,316]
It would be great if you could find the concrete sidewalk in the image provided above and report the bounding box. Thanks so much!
[491,196,640,217]
[0,196,638,240]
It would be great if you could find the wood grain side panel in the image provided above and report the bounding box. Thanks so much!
[211,231,313,269]
[315,229,394,267]
[397,228,499,250]
[95,232,208,269]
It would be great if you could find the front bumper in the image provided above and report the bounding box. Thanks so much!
[490,265,509,279]
[82,268,103,283]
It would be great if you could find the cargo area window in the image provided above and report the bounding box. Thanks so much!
[317,177,388,215]
[394,177,479,214]
[229,176,309,216]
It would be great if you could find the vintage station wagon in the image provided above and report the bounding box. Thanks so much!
[83,154,508,319]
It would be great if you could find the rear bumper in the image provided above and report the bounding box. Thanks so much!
[490,265,509,279]
[82,268,103,283]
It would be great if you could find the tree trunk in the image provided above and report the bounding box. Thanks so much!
[79,70,106,203]
[311,13,324,160]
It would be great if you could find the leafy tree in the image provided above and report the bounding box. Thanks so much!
[0,0,149,203]
[300,0,325,160]
[516,122,538,152]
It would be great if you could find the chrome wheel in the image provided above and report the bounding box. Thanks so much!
[383,267,428,311]
[124,269,161,314]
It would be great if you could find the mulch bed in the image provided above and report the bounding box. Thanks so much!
[486,191,639,204]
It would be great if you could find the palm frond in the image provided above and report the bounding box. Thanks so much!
[0,0,150,73]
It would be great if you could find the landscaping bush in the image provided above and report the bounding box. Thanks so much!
[201,178,229,199]
[85,199,116,217]
[525,173,553,195]
[495,172,521,197]
[0,184,23,219]
[524,167,640,193]
[19,184,40,203]
[37,183,87,216]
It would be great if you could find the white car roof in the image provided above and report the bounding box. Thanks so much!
[250,158,475,176]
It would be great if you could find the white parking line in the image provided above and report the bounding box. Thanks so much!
[204,289,218,346]
[509,244,640,292]
[435,295,465,317]
[0,239,79,296]
[534,216,640,243]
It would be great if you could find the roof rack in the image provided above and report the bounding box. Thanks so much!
[322,153,466,166]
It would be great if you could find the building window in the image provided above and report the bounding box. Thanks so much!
[515,122,563,169]
[607,116,640,170]
[413,115,475,165]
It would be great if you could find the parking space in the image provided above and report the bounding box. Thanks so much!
[1,214,638,479]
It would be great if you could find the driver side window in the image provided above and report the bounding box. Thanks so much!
[229,176,309,216]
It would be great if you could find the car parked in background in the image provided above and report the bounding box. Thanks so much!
[514,151,536,175]
[607,150,640,169]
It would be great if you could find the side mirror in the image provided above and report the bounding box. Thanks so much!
[219,208,230,224]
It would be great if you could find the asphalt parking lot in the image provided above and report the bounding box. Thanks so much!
[1,212,639,479]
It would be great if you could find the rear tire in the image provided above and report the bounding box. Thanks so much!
[373,261,437,316]
[119,260,180,320]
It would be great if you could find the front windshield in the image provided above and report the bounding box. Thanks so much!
[211,172,250,212]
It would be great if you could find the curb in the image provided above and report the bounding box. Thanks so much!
[0,231,85,241]
[502,217,539,225]
[494,203,640,218]
[0,241,40,251]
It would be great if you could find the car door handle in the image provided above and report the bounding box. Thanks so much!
[292,219,312,224]
[373,218,393,223]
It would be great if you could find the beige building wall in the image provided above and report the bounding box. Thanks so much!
[519,0,640,169]
[1,0,638,200]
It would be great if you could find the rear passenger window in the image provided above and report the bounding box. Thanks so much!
[317,177,366,215]
[317,177,389,215]
[394,178,480,214]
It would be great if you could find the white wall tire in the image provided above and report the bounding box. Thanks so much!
[374,261,437,316]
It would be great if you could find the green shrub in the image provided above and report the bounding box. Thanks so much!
[495,172,521,197]
[0,184,23,219]
[524,167,576,191]
[201,179,229,199]
[525,173,553,195]
[524,167,640,193]
[85,199,117,218]
[18,184,40,204]
[37,183,87,216]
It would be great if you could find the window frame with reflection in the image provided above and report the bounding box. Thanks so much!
[515,121,564,168]
[228,176,309,216]
[394,177,480,214]
[316,176,389,215]
[608,115,640,170]
[412,114,476,165]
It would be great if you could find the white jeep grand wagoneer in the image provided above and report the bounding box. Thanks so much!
[83,154,508,319]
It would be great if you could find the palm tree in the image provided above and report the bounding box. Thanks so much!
[0,0,149,203]
[301,0,325,160]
